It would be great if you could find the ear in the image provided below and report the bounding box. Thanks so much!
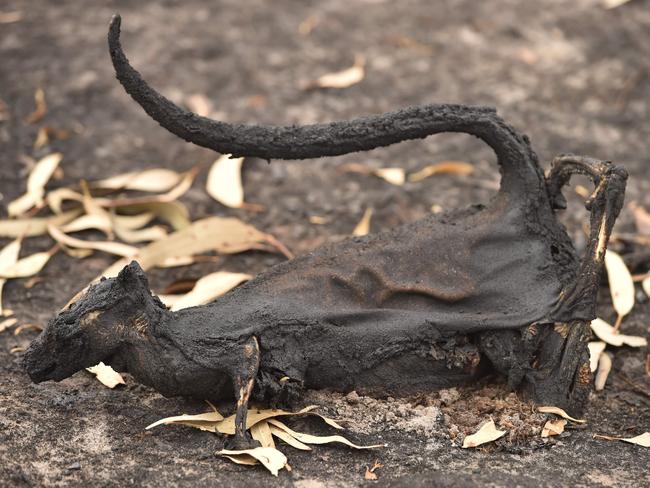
[117,261,150,291]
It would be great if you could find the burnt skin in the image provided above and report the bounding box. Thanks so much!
[24,15,627,439]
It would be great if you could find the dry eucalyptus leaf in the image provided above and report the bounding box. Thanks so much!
[86,362,125,388]
[269,424,312,451]
[46,187,83,214]
[604,250,635,320]
[24,87,46,124]
[541,419,567,438]
[0,317,18,333]
[251,420,276,449]
[588,341,606,372]
[642,275,650,300]
[167,271,251,311]
[48,225,137,257]
[594,352,612,391]
[602,0,632,9]
[80,181,114,238]
[0,11,23,24]
[113,216,167,244]
[0,250,54,279]
[537,406,586,424]
[461,419,506,448]
[590,318,647,347]
[146,410,224,431]
[267,419,384,449]
[13,323,42,335]
[594,432,650,448]
[116,202,190,231]
[112,212,155,230]
[92,168,182,193]
[308,55,365,89]
[374,168,406,186]
[0,209,83,238]
[8,153,63,217]
[408,161,474,182]
[61,214,113,235]
[9,346,25,354]
[353,208,373,236]
[0,238,21,316]
[218,447,288,476]
[206,154,245,208]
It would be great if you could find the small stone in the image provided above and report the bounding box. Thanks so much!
[66,462,81,471]
[345,390,360,404]
[385,411,397,422]
[439,387,460,406]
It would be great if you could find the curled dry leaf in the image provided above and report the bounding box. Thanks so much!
[353,208,373,236]
[165,271,251,311]
[24,87,46,124]
[0,238,21,315]
[268,424,312,451]
[206,155,245,208]
[594,432,650,448]
[408,161,474,182]
[48,225,137,257]
[92,168,182,193]
[461,419,506,448]
[602,0,633,9]
[251,420,276,449]
[146,410,224,432]
[588,341,607,372]
[8,153,63,217]
[218,448,288,476]
[604,250,635,325]
[307,55,365,89]
[0,209,82,238]
[339,163,405,186]
[267,419,383,449]
[85,362,125,388]
[46,187,83,214]
[0,317,18,333]
[537,406,586,424]
[116,202,190,231]
[590,318,647,348]
[541,419,567,438]
[61,214,113,235]
[594,352,612,391]
[13,323,42,335]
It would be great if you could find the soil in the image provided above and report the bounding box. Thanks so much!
[1,0,649,486]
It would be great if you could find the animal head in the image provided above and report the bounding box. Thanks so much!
[23,261,158,383]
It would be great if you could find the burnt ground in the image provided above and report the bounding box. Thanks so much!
[1,0,649,486]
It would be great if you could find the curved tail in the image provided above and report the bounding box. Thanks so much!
[108,14,544,195]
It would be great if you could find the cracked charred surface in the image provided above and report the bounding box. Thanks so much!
[24,15,627,425]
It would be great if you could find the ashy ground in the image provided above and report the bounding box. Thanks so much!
[0,0,649,486]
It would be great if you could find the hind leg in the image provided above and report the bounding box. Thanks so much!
[225,336,262,450]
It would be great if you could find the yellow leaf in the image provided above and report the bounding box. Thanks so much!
[61,214,113,235]
[0,209,83,238]
[408,161,474,182]
[541,419,566,438]
[46,187,83,214]
[86,362,125,388]
[92,169,182,193]
[8,153,63,217]
[588,341,606,373]
[115,202,190,231]
[604,250,635,321]
[537,406,586,424]
[206,155,245,208]
[374,168,405,186]
[251,420,276,449]
[218,447,288,476]
[113,220,168,244]
[48,225,137,257]
[0,317,18,333]
[590,318,647,348]
[594,352,612,391]
[461,419,506,448]
[0,251,53,279]
[268,424,312,451]
[353,208,373,236]
[267,419,384,449]
[167,272,251,311]
[146,410,224,431]
[594,432,650,448]
[309,55,365,89]
[0,238,21,315]
[112,212,155,230]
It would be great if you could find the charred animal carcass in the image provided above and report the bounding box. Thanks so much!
[23,15,627,449]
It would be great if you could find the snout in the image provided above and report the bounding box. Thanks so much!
[22,338,57,383]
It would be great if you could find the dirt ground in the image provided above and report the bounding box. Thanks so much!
[1,0,649,486]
